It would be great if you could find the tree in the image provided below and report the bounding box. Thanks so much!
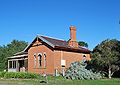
[0,40,28,71]
[78,41,88,48]
[91,39,120,79]
[65,61,102,80]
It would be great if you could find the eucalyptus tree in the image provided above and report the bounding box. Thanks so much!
[91,39,120,79]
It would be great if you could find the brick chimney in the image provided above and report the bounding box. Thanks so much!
[68,26,78,48]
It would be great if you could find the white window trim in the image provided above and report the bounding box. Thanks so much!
[9,60,17,69]
[82,54,87,61]
[34,53,37,68]
[43,52,46,68]
[9,61,13,69]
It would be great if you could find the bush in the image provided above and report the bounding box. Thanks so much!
[0,71,6,78]
[2,72,40,79]
[65,61,102,80]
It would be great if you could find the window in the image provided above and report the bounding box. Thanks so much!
[83,55,86,61]
[13,61,16,68]
[34,53,36,68]
[83,55,86,58]
[38,53,42,67]
[9,61,12,68]
[9,61,16,69]
[44,53,46,68]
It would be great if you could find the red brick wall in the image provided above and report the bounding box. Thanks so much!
[54,50,90,73]
[28,40,54,74]
[28,40,90,75]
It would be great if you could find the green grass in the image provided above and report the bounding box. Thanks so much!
[0,78,120,85]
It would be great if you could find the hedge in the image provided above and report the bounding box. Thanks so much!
[0,71,6,78]
[0,72,40,79]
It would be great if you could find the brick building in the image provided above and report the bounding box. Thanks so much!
[8,26,90,75]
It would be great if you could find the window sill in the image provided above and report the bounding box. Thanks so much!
[33,67,46,69]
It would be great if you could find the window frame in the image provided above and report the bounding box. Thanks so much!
[34,53,37,68]
[13,61,16,69]
[9,61,12,69]
[9,60,16,69]
[82,55,86,61]
[43,52,47,68]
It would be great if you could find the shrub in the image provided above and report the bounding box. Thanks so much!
[4,72,15,78]
[3,72,40,79]
[0,71,6,78]
[65,61,102,80]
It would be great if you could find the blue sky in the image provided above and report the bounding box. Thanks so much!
[0,0,120,50]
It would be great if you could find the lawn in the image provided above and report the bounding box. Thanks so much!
[0,78,120,85]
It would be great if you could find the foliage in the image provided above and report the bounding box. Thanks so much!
[65,61,102,80]
[0,72,39,79]
[0,71,6,78]
[91,39,120,79]
[78,41,88,47]
[0,40,28,71]
[67,39,88,48]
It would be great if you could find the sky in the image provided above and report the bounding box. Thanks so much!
[0,0,120,50]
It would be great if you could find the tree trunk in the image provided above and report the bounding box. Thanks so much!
[108,66,112,79]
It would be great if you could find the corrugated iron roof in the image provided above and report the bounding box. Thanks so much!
[40,35,90,53]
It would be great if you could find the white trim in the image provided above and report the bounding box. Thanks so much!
[14,51,27,55]
[23,43,31,52]
[38,36,55,47]
[43,52,46,55]
[43,52,46,68]
[82,54,87,61]
[40,35,65,41]
[61,51,63,60]
[23,35,55,52]
[8,58,28,61]
[23,36,38,52]
[61,60,66,66]
[34,53,37,56]
[34,53,37,68]
[8,54,28,59]
[8,68,17,72]
[38,53,42,56]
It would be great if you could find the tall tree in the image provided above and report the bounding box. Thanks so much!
[0,40,28,71]
[78,41,88,47]
[91,39,120,79]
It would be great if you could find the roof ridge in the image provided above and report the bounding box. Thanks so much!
[40,35,67,42]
